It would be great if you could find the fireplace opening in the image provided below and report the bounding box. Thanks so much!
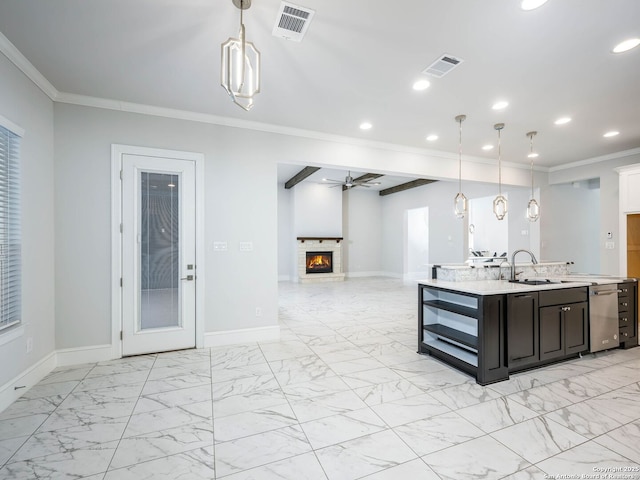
[306,251,333,274]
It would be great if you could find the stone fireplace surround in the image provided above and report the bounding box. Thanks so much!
[297,237,345,283]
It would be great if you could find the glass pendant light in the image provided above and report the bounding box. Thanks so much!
[221,0,261,111]
[526,131,540,221]
[454,114,468,219]
[493,123,508,220]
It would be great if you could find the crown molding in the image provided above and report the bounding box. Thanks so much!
[0,31,58,101]
[548,147,640,173]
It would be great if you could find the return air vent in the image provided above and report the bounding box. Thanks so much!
[272,2,315,42]
[422,54,464,78]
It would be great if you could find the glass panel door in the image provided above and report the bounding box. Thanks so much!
[140,172,180,330]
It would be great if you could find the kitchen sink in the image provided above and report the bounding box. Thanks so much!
[509,278,560,285]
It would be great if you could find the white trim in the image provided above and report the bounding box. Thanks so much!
[0,325,25,346]
[0,31,58,101]
[55,93,537,173]
[549,147,640,173]
[110,144,206,358]
[0,113,25,138]
[204,326,281,348]
[56,344,114,367]
[345,271,388,278]
[0,351,56,414]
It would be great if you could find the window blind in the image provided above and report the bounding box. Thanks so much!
[0,124,21,332]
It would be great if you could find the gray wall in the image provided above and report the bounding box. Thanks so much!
[0,52,55,386]
[54,104,280,346]
[541,180,600,273]
[343,189,382,275]
[547,153,640,275]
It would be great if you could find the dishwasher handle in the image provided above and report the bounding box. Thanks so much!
[591,290,620,296]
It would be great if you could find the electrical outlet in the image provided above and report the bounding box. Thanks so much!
[605,241,615,250]
[26,337,33,353]
[255,307,262,317]
[239,242,253,252]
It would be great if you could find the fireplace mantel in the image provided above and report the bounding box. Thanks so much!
[297,237,343,243]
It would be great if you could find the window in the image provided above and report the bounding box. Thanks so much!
[0,122,21,332]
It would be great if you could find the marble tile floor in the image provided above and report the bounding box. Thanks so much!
[1,277,640,479]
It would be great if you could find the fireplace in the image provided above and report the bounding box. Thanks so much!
[297,237,345,283]
[306,251,333,274]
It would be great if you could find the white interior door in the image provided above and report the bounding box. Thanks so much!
[121,153,196,356]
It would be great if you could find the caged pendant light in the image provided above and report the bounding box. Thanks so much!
[526,131,540,221]
[493,123,508,220]
[221,0,261,111]
[454,115,468,219]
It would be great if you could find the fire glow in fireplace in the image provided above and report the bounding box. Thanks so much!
[306,251,333,274]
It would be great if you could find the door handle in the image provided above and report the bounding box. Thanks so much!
[181,275,194,281]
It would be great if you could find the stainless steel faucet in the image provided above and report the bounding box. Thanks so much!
[510,249,538,281]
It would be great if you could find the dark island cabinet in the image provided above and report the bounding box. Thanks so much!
[506,292,539,369]
[418,284,508,385]
[539,288,588,362]
[618,281,638,348]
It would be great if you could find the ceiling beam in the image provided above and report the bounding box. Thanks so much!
[342,173,384,191]
[284,166,320,189]
[378,179,436,196]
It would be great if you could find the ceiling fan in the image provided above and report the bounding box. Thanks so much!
[323,171,381,189]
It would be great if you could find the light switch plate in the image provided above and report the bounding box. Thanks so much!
[239,241,253,252]
[213,241,227,251]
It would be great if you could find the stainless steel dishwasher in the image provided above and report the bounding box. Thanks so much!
[589,284,620,352]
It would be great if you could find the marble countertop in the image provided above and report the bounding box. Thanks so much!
[416,278,593,295]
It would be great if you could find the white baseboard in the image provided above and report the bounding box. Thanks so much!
[56,344,114,367]
[0,351,57,414]
[204,326,281,348]
[345,271,387,278]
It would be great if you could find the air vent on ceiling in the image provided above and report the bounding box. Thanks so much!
[272,2,315,42]
[422,54,464,78]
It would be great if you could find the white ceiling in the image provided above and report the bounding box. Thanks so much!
[1,0,639,180]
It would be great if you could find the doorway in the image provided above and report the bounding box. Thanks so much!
[627,214,640,277]
[405,206,429,280]
[111,145,205,357]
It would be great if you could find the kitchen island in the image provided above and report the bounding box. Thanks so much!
[417,278,638,385]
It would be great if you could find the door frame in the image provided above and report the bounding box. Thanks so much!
[111,144,205,359]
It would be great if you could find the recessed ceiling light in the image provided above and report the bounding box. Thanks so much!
[359,122,372,130]
[412,79,431,91]
[426,134,438,142]
[482,144,494,151]
[554,116,571,125]
[492,100,509,110]
[527,152,539,158]
[603,131,620,138]
[521,0,548,10]
[612,38,640,54]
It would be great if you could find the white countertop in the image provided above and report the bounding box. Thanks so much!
[416,278,593,295]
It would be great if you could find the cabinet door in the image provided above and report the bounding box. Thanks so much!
[564,302,588,355]
[539,305,564,361]
[507,293,539,369]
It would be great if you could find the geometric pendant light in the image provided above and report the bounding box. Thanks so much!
[492,123,508,220]
[221,0,261,111]
[454,114,468,219]
[526,131,540,222]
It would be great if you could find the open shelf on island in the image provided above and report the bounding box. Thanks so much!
[423,324,478,349]
[421,339,478,368]
[422,300,477,319]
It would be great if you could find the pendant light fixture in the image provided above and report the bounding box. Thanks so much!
[526,131,540,221]
[493,123,508,220]
[221,0,261,111]
[454,114,468,219]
